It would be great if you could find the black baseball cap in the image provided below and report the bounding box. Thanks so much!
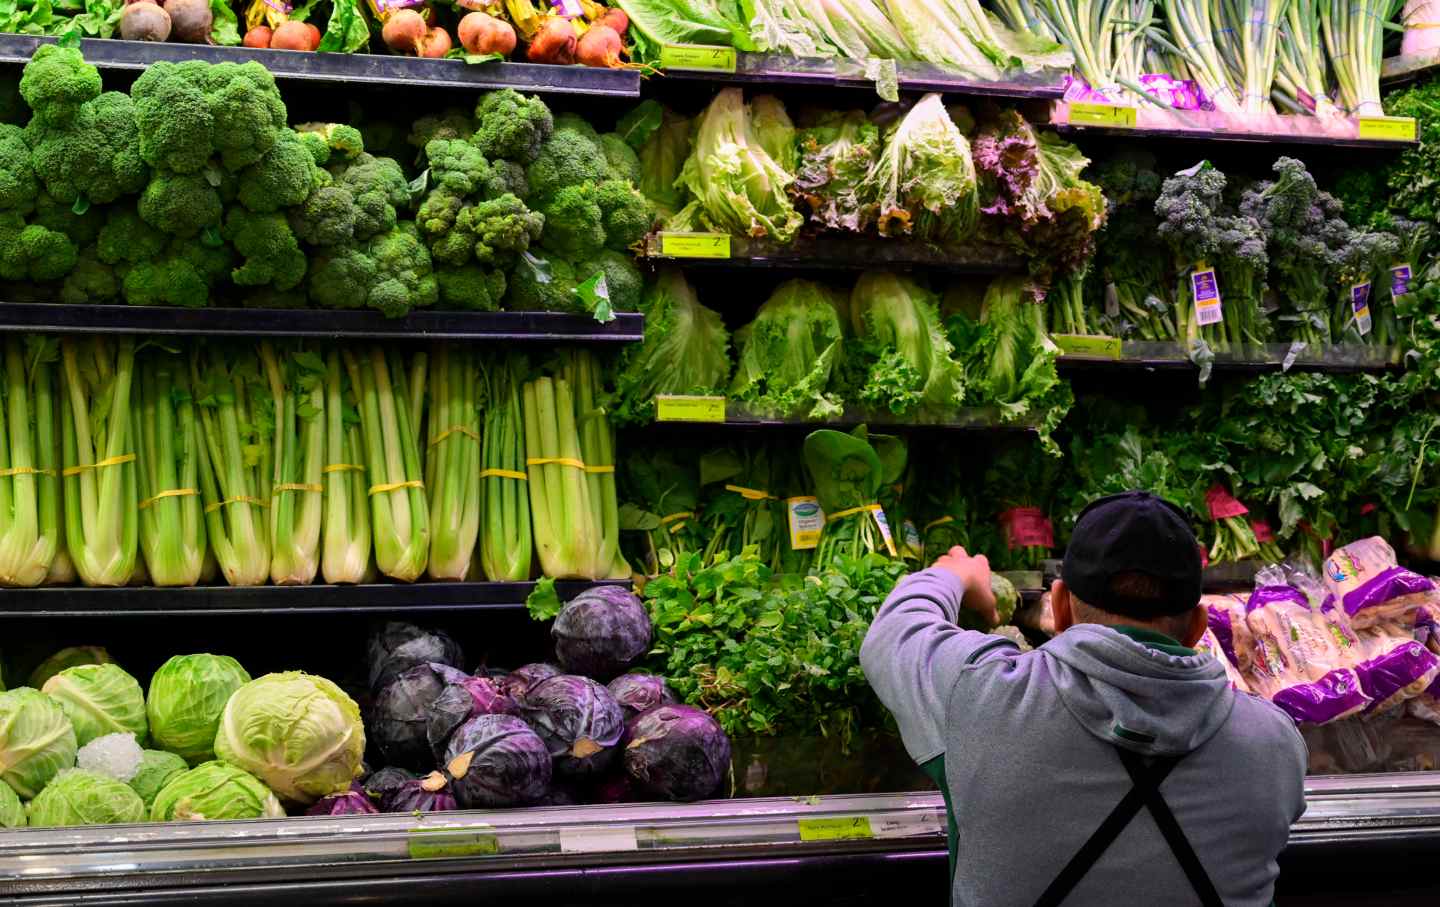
[1062,491,1202,618]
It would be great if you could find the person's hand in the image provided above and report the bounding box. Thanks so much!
[933,546,998,627]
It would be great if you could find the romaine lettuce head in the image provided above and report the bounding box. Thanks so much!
[0,687,77,799]
[213,672,364,805]
[730,279,846,419]
[150,760,285,822]
[146,654,251,765]
[42,664,148,748]
[26,768,146,827]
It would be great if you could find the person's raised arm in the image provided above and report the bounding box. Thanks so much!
[860,547,1019,764]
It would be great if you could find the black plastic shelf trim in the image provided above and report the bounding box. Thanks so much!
[0,35,641,97]
[0,580,626,617]
[642,234,1024,274]
[1057,356,1398,374]
[0,303,644,342]
[1052,121,1416,149]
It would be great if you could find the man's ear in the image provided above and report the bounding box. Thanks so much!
[1052,579,1073,632]
[1183,605,1208,647]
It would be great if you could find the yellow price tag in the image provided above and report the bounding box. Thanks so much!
[798,816,874,842]
[407,828,500,859]
[658,232,731,259]
[1357,116,1417,142]
[1067,102,1137,128]
[656,395,726,423]
[659,44,738,73]
[1052,333,1122,360]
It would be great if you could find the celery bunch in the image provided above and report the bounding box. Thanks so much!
[479,354,532,582]
[426,344,482,581]
[263,343,326,586]
[321,350,371,585]
[0,336,61,588]
[134,345,205,587]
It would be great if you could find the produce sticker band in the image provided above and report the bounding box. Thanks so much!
[902,520,923,558]
[272,482,322,495]
[1351,282,1373,336]
[1392,263,1413,298]
[658,43,738,73]
[797,816,875,842]
[725,484,776,501]
[62,453,135,476]
[323,463,365,474]
[205,495,267,514]
[787,496,824,550]
[428,425,480,446]
[655,394,727,423]
[479,468,528,481]
[368,479,424,496]
[0,466,54,478]
[526,457,586,470]
[661,511,693,534]
[584,464,616,474]
[138,488,198,511]
[1191,264,1223,326]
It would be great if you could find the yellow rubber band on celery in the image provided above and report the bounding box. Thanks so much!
[428,425,481,446]
[62,453,135,476]
[323,463,365,474]
[0,466,55,478]
[725,484,775,501]
[480,468,528,481]
[273,483,323,495]
[526,457,586,469]
[139,488,199,511]
[584,464,616,474]
[368,479,425,496]
[205,495,268,514]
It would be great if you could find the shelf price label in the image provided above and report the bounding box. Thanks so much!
[656,394,726,423]
[407,827,500,860]
[1351,282,1373,336]
[798,816,874,842]
[1051,333,1122,359]
[659,44,738,73]
[657,232,731,259]
[1192,263,1223,326]
[1357,115,1417,142]
[559,826,639,853]
[1067,102,1137,129]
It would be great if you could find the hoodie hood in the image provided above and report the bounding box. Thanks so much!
[1043,623,1235,756]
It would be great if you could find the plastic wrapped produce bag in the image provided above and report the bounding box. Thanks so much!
[1323,537,1440,629]
[1243,576,1370,724]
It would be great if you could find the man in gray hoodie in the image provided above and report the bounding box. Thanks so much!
[861,490,1307,907]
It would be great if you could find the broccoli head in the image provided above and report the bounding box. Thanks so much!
[308,225,437,318]
[123,257,212,307]
[417,186,465,242]
[19,45,101,129]
[0,123,37,214]
[290,185,360,247]
[205,62,288,172]
[538,183,605,260]
[575,249,643,313]
[526,128,608,201]
[296,122,365,165]
[472,90,553,165]
[139,172,223,238]
[599,132,642,185]
[593,178,653,251]
[504,252,576,311]
[0,212,77,282]
[553,112,601,142]
[61,245,119,305]
[484,159,528,200]
[408,109,475,152]
[236,129,324,213]
[457,192,544,266]
[222,208,307,291]
[131,60,287,174]
[33,191,103,246]
[436,264,506,311]
[425,138,492,196]
[26,91,148,206]
[309,246,378,310]
[335,153,410,239]
[97,204,168,265]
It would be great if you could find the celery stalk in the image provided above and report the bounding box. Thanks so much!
[479,354,532,581]
[133,345,205,587]
[262,343,326,586]
[322,350,371,584]
[564,350,628,579]
[523,375,597,578]
[426,344,481,581]
[0,336,60,587]
[60,336,137,587]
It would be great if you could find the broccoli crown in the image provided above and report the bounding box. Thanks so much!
[336,153,409,239]
[290,185,359,247]
[574,249,643,313]
[222,208,307,291]
[436,264,506,311]
[297,131,331,167]
[425,138,492,197]
[131,60,287,175]
[236,129,324,214]
[593,178,653,251]
[598,132,642,185]
[504,252,576,311]
[33,191,103,246]
[308,245,377,310]
[27,91,149,206]
[98,204,168,265]
[139,171,223,238]
[526,129,608,201]
[61,245,118,304]
[170,235,233,287]
[457,192,544,266]
[472,90,553,165]
[308,226,437,318]
[0,212,77,282]
[123,257,211,307]
[408,109,475,151]
[485,159,528,200]
[20,46,101,129]
[296,122,365,164]
[538,182,605,260]
[553,112,600,143]
[0,123,37,213]
[206,62,287,172]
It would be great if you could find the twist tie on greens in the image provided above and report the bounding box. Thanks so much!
[479,468,528,481]
[273,483,323,495]
[139,488,198,511]
[584,464,616,474]
[323,463,365,474]
[63,453,135,476]
[368,480,424,496]
[526,457,586,469]
[724,484,775,500]
[826,503,883,523]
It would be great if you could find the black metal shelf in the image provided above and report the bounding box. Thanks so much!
[1055,341,1400,374]
[657,52,1066,100]
[0,34,641,97]
[1048,101,1418,149]
[0,303,643,342]
[652,405,1039,433]
[0,579,626,618]
[641,233,1024,274]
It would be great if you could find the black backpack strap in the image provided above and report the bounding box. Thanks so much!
[1116,749,1225,907]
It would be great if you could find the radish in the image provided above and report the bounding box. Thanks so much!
[381,9,427,53]
[165,0,213,43]
[458,11,516,56]
[303,22,321,49]
[416,26,452,58]
[270,20,313,50]
[526,16,576,64]
[575,23,623,68]
[120,1,171,41]
[243,25,272,47]
[596,7,627,35]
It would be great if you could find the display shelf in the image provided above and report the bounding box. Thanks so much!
[653,401,1039,433]
[1048,101,1418,147]
[1054,339,1400,373]
[1382,48,1440,86]
[641,232,1024,274]
[0,34,641,96]
[0,302,644,342]
[657,51,1066,100]
[0,580,625,618]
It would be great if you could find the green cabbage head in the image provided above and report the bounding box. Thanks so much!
[27,646,113,689]
[26,768,146,827]
[147,654,251,765]
[0,776,24,827]
[150,760,285,822]
[213,672,364,805]
[43,664,148,747]
[0,687,78,798]
[129,750,189,808]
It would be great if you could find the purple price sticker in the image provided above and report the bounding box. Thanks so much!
[551,0,583,15]
[1391,264,1413,298]
[1351,282,1372,336]
[1192,267,1223,325]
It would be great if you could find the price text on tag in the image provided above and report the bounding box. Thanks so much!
[1051,333,1122,360]
[1067,102,1137,129]
[656,395,726,423]
[407,828,500,860]
[1192,265,1223,326]
[659,44,738,73]
[658,232,731,259]
[798,816,875,842]
[1357,116,1418,142]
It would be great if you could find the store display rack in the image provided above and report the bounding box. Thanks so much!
[0,34,641,96]
[0,302,644,342]
[1049,101,1419,148]
[1054,339,1400,374]
[0,580,624,619]
[640,232,1024,274]
[652,402,1039,433]
[1382,49,1440,86]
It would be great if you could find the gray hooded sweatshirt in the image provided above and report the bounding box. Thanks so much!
[860,568,1307,907]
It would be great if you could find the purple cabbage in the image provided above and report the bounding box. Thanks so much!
[370,662,470,770]
[552,586,653,681]
[608,673,678,721]
[623,705,731,802]
[502,663,561,700]
[521,674,625,778]
[443,714,552,808]
[426,676,521,761]
[306,783,380,816]
[366,622,464,691]
[380,770,458,814]
[362,766,415,802]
